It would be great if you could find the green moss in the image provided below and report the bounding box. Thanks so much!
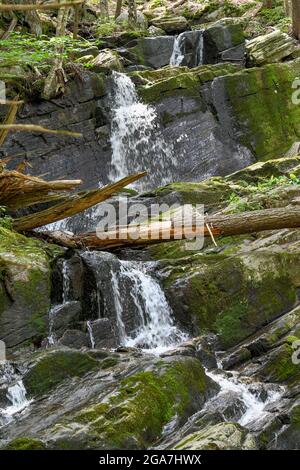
[165,252,300,348]
[4,438,46,450]
[23,351,99,397]
[73,357,207,449]
[135,63,239,103]
[222,60,300,160]
[263,344,300,383]
[291,406,300,427]
[100,357,119,369]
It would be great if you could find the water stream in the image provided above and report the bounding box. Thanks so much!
[116,260,188,354]
[109,71,176,190]
[0,364,31,425]
[206,369,283,427]
[170,30,204,67]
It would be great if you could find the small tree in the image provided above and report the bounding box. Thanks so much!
[128,0,137,28]
[292,0,300,39]
[100,0,109,20]
[115,0,123,19]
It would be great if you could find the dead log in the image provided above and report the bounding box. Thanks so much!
[36,205,300,250]
[0,1,84,12]
[0,124,82,138]
[13,172,147,231]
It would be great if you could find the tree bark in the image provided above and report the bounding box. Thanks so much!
[115,0,122,19]
[13,172,146,231]
[100,0,109,20]
[128,0,137,28]
[36,205,300,250]
[292,0,300,39]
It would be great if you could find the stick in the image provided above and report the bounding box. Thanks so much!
[0,1,84,12]
[0,124,82,138]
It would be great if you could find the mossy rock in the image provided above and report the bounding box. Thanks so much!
[164,251,300,349]
[215,59,300,160]
[0,227,61,349]
[259,343,300,384]
[174,422,257,450]
[23,350,99,397]
[53,356,212,449]
[4,438,46,450]
[134,63,239,103]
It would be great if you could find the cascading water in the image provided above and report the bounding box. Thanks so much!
[0,364,31,425]
[47,259,72,346]
[109,72,176,190]
[170,30,204,67]
[113,260,187,354]
[206,369,283,427]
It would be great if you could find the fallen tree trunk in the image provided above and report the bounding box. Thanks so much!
[13,172,146,231]
[36,205,300,250]
[0,1,84,11]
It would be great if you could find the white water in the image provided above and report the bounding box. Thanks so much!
[4,381,30,417]
[87,321,96,349]
[113,261,187,354]
[0,364,31,423]
[109,72,175,189]
[206,369,283,427]
[47,260,72,346]
[170,30,204,67]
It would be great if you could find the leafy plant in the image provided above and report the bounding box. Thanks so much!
[0,206,12,229]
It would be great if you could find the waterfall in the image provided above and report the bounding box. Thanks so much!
[206,369,283,427]
[113,261,188,354]
[87,321,95,349]
[5,381,30,417]
[170,34,185,66]
[170,30,204,67]
[109,72,175,190]
[0,364,31,423]
[47,259,72,346]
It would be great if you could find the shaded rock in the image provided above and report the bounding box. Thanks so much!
[212,59,300,160]
[91,49,123,73]
[131,36,175,69]
[116,11,148,30]
[0,227,54,350]
[151,16,189,34]
[203,19,245,64]
[23,350,99,397]
[148,25,166,37]
[174,422,257,450]
[161,251,300,349]
[246,31,298,66]
[50,301,82,338]
[86,318,117,349]
[59,330,89,349]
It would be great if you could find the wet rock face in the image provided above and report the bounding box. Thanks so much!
[0,347,217,450]
[0,228,54,350]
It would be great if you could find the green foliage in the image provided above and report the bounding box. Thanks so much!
[0,33,92,71]
[24,351,99,397]
[259,3,291,33]
[4,438,46,450]
[0,206,12,229]
[227,175,300,213]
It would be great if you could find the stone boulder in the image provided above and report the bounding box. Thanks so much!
[174,423,257,450]
[116,11,148,30]
[131,36,175,69]
[91,49,123,73]
[151,16,189,34]
[246,31,299,66]
[203,19,245,64]
[0,228,56,350]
